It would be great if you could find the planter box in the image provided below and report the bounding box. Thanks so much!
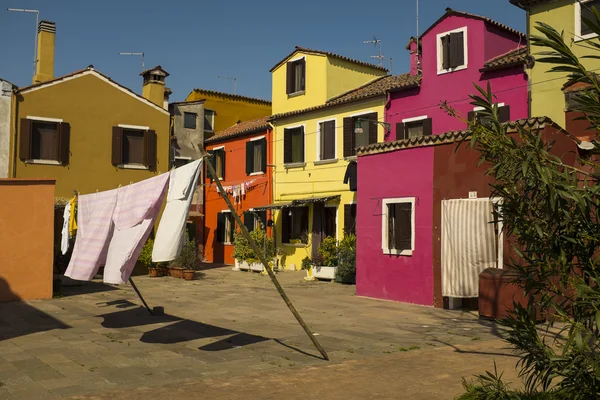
[236,260,250,271]
[312,266,337,280]
[235,259,276,273]
[249,262,264,272]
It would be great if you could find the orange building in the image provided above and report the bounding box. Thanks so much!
[204,117,273,264]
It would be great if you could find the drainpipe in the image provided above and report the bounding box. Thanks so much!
[526,7,532,119]
[385,92,391,140]
[11,88,19,178]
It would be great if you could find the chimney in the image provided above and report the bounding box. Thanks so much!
[405,37,421,76]
[163,87,172,110]
[33,21,56,84]
[141,66,169,107]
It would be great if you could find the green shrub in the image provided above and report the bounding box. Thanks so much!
[233,228,274,263]
[138,238,154,269]
[301,256,312,270]
[173,239,199,270]
[318,236,338,266]
[336,234,356,283]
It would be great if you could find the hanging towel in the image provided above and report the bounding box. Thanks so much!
[441,199,497,298]
[64,188,118,281]
[69,196,78,237]
[61,202,71,255]
[103,173,170,284]
[152,160,202,262]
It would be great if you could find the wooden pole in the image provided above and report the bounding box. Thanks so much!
[202,151,329,361]
[129,278,154,316]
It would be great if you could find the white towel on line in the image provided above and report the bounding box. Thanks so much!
[152,159,202,262]
[61,202,71,255]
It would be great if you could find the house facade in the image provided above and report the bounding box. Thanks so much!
[0,79,14,178]
[10,21,171,199]
[356,9,530,307]
[203,117,272,264]
[185,89,271,139]
[268,47,419,270]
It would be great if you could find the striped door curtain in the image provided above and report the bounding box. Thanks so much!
[442,199,497,298]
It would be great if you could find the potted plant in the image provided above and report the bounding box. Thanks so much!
[233,228,275,272]
[171,238,199,280]
[312,236,338,280]
[139,239,158,277]
[336,234,356,284]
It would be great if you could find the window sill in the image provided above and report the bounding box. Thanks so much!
[118,164,149,170]
[287,90,305,98]
[223,242,234,246]
[575,32,598,42]
[344,156,357,161]
[284,162,306,169]
[25,159,63,166]
[437,65,467,75]
[383,248,413,256]
[283,243,308,248]
[314,159,338,166]
[249,171,265,176]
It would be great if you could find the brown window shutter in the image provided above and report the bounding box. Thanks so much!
[221,149,226,180]
[19,118,32,161]
[449,32,464,68]
[344,204,356,235]
[498,105,510,123]
[207,149,215,180]
[299,126,305,163]
[441,35,450,70]
[216,212,225,243]
[284,129,292,164]
[281,209,290,243]
[323,120,335,159]
[367,112,378,144]
[245,141,254,175]
[260,139,267,172]
[343,117,354,157]
[467,111,475,124]
[58,122,70,164]
[286,62,294,94]
[299,59,306,91]
[144,130,157,170]
[422,118,433,136]
[394,203,412,251]
[111,127,123,165]
[395,123,405,141]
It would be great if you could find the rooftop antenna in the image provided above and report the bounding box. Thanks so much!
[363,37,383,68]
[416,0,421,73]
[118,52,145,73]
[217,76,237,94]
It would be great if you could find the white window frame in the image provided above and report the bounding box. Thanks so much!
[221,209,234,245]
[401,115,428,123]
[491,197,504,270]
[117,125,150,169]
[211,145,225,179]
[315,118,337,162]
[204,109,215,133]
[473,102,504,112]
[248,136,266,175]
[381,197,416,256]
[436,26,468,75]
[575,0,600,41]
[283,124,306,168]
[287,56,306,96]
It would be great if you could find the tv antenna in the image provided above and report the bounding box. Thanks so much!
[217,76,237,94]
[118,52,145,73]
[363,37,383,67]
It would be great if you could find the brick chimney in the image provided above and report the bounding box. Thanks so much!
[33,21,56,84]
[406,37,421,76]
[141,66,169,107]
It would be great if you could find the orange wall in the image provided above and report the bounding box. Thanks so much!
[0,179,55,302]
[204,129,273,264]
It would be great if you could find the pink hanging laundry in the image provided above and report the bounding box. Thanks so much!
[64,188,118,281]
[103,173,170,284]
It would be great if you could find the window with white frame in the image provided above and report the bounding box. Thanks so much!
[396,116,432,140]
[381,197,415,256]
[217,211,235,244]
[208,146,225,179]
[437,27,467,74]
[246,137,267,174]
[286,58,306,95]
[576,0,600,40]
[468,103,510,126]
[318,119,336,161]
[204,109,215,133]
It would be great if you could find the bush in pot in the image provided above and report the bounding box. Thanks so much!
[173,239,199,281]
[336,234,356,284]
[139,239,158,277]
[233,228,275,269]
[317,236,338,267]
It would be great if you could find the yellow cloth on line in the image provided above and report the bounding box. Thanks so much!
[69,196,77,237]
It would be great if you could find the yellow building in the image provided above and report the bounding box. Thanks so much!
[10,21,171,198]
[267,47,420,270]
[511,0,600,127]
[184,89,271,138]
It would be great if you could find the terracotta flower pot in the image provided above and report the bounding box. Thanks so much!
[183,270,195,281]
[170,267,183,278]
[158,267,169,277]
[148,268,159,278]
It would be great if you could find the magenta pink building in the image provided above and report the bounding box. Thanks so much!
[356,9,529,308]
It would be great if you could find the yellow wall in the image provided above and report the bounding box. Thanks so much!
[185,90,271,134]
[34,28,55,84]
[271,51,386,115]
[14,72,170,198]
[272,98,386,269]
[142,82,166,108]
[528,0,600,127]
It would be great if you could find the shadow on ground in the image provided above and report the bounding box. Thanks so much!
[0,300,70,341]
[60,280,120,297]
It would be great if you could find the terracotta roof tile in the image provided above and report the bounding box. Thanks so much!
[270,46,388,73]
[270,74,421,121]
[420,8,525,40]
[206,116,270,143]
[190,89,271,105]
[357,117,568,156]
[480,46,527,72]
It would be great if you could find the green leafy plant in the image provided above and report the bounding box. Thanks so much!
[138,238,155,269]
[336,234,356,283]
[173,239,199,270]
[301,256,312,271]
[233,228,274,263]
[317,236,338,266]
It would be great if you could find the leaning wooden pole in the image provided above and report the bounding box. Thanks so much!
[202,151,329,361]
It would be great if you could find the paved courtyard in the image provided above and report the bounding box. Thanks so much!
[0,267,521,399]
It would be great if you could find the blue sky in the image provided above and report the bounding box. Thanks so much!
[0,0,525,102]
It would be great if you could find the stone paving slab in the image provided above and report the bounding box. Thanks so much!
[0,267,516,399]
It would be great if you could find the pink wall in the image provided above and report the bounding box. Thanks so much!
[356,147,434,306]
[387,16,528,138]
